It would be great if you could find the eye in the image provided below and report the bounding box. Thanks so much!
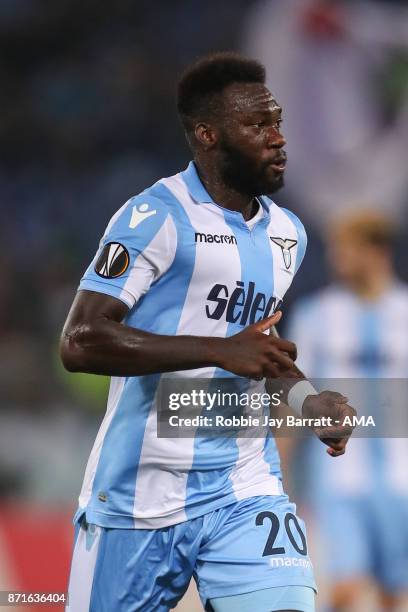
[253,121,265,129]
[275,119,283,130]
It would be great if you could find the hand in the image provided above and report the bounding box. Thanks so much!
[302,390,357,457]
[215,311,297,379]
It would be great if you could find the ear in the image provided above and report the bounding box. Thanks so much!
[194,122,218,150]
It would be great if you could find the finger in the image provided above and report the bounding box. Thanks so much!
[327,391,348,404]
[267,351,294,370]
[324,437,348,451]
[334,395,349,404]
[327,447,345,457]
[271,338,297,361]
[324,428,353,440]
[254,311,282,333]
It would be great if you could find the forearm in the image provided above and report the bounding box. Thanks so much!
[61,318,223,376]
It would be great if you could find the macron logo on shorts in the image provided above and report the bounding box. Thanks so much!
[129,203,157,229]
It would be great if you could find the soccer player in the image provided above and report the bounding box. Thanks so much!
[60,53,354,612]
[286,211,408,611]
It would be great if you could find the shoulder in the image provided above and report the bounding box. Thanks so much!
[263,197,303,222]
[119,184,173,220]
[386,281,408,310]
[263,197,307,239]
[391,281,408,299]
[279,204,306,239]
[105,182,174,238]
[263,198,307,273]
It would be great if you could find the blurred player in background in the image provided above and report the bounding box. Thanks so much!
[287,210,408,611]
[60,53,355,612]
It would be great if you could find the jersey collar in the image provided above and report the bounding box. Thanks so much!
[181,161,214,204]
[181,160,271,223]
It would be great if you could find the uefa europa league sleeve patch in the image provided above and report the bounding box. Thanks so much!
[94,242,130,278]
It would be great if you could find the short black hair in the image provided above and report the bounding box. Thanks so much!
[177,52,266,133]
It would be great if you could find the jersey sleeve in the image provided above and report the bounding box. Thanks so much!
[281,208,307,274]
[79,194,177,308]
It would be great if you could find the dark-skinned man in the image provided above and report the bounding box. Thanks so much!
[61,53,354,612]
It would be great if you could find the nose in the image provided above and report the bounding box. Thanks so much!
[267,128,286,149]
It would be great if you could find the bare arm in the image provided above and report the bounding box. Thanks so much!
[59,290,296,378]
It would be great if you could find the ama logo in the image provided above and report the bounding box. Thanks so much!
[206,280,281,325]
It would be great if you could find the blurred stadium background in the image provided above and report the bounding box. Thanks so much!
[0,1,407,610]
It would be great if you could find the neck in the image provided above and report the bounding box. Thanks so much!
[194,158,257,221]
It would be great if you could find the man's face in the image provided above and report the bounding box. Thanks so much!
[214,82,287,196]
[327,232,380,288]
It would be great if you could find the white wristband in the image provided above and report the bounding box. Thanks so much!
[287,380,318,415]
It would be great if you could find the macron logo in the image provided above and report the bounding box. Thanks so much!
[195,232,237,245]
[129,203,157,229]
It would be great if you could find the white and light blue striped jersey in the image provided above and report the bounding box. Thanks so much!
[74,161,307,528]
[287,284,408,498]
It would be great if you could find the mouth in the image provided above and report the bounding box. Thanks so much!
[267,154,287,174]
[270,163,286,173]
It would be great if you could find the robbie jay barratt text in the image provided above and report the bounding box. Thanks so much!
[167,415,375,428]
